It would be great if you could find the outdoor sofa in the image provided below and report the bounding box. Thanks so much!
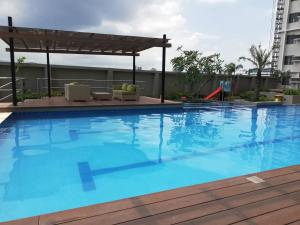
[112,83,139,101]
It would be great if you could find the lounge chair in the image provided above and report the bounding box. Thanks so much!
[112,83,139,101]
[65,83,91,101]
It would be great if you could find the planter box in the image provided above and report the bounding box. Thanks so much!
[255,101,282,107]
[284,95,300,104]
[260,91,277,100]
[233,99,282,107]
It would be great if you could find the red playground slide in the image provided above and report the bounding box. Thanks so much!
[204,87,222,100]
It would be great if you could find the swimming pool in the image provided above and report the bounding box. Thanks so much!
[0,105,300,222]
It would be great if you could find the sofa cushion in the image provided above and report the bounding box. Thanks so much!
[122,83,128,91]
[69,82,79,85]
[127,84,136,93]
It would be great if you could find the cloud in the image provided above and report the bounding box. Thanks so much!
[0,0,273,71]
[193,0,238,3]
[86,0,186,36]
[78,0,222,70]
[0,1,24,25]
[134,1,186,35]
[0,0,150,29]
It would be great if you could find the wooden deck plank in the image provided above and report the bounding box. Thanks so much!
[117,181,300,225]
[232,204,300,225]
[2,166,299,225]
[42,170,300,225]
[287,220,300,225]
[0,217,39,225]
[39,165,300,225]
[174,191,300,225]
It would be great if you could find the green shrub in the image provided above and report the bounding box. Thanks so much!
[52,90,64,97]
[258,95,270,102]
[239,91,256,101]
[226,96,240,101]
[17,90,63,101]
[283,89,300,96]
[239,91,272,102]
[17,89,41,101]
[168,92,192,101]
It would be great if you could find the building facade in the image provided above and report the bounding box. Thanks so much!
[273,0,300,88]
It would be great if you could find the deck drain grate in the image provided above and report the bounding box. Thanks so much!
[246,176,265,184]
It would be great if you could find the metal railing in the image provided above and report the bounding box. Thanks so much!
[36,78,145,96]
[0,77,25,102]
[0,77,145,102]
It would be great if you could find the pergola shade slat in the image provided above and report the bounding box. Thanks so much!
[6,48,140,56]
[0,26,171,56]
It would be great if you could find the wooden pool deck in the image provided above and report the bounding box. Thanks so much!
[0,96,181,112]
[3,165,300,225]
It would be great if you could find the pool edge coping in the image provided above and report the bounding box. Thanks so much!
[0,103,183,113]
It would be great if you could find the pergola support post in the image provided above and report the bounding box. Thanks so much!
[133,54,136,84]
[161,34,167,103]
[46,46,51,97]
[8,16,17,106]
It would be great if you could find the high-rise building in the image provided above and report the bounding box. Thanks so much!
[272,0,300,88]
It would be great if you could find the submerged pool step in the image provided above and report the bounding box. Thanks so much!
[184,107,221,111]
[183,103,252,111]
[183,103,231,110]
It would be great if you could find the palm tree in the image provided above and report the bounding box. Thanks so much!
[239,45,272,101]
[224,63,243,75]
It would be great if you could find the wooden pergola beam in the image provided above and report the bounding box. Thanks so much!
[0,31,171,48]
[14,28,29,49]
[78,33,94,51]
[53,30,58,50]
[122,38,158,52]
[6,48,140,56]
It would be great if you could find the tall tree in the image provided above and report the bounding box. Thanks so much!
[171,46,224,97]
[224,63,243,75]
[16,56,26,74]
[171,47,203,94]
[239,45,272,101]
[272,69,291,85]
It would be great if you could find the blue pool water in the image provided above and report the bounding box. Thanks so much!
[0,106,300,222]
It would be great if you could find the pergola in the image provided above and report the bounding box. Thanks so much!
[0,17,171,106]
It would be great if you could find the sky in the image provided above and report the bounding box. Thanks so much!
[0,0,275,71]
